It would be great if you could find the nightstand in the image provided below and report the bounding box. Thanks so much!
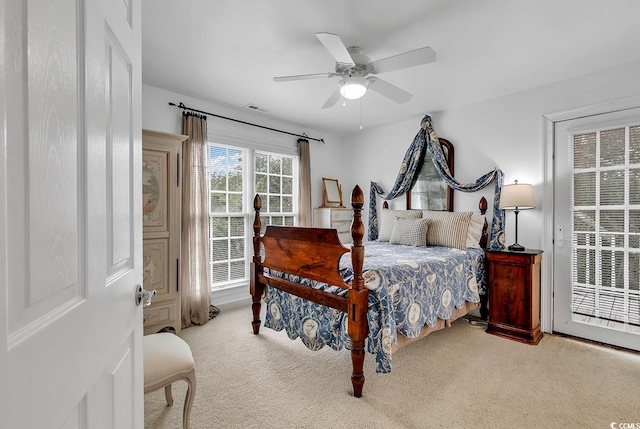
[485,249,543,345]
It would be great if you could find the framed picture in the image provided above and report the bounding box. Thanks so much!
[406,138,454,211]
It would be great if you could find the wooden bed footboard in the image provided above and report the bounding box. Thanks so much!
[250,185,368,397]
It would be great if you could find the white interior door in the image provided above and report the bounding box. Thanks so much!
[553,107,640,350]
[0,0,143,427]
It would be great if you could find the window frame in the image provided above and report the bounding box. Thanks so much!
[207,142,299,291]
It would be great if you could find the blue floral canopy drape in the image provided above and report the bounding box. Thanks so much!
[369,115,505,250]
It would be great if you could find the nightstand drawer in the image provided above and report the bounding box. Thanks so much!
[313,208,353,235]
[331,209,352,221]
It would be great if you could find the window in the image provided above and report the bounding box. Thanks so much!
[208,143,298,290]
[571,124,640,330]
[254,152,296,229]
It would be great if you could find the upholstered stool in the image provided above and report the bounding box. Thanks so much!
[143,332,196,429]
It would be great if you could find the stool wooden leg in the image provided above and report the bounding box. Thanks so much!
[182,370,196,429]
[164,384,173,406]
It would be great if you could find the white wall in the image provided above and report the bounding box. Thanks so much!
[342,59,640,250]
[142,84,346,210]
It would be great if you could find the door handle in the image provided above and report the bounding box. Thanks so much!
[556,224,571,248]
[135,284,157,307]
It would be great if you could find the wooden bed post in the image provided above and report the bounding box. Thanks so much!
[250,194,264,334]
[478,196,489,320]
[348,185,367,397]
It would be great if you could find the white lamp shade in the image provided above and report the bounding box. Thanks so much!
[500,183,535,209]
[339,77,367,100]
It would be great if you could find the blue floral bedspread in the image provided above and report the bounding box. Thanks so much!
[263,242,486,373]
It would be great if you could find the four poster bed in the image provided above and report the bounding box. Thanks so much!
[249,185,489,397]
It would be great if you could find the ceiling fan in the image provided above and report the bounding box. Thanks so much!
[273,32,436,109]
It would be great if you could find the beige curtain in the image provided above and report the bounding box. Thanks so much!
[297,138,312,227]
[181,112,211,327]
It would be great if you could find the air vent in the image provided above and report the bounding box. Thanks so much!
[245,104,269,113]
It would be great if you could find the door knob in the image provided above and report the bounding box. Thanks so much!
[556,224,570,248]
[135,284,157,307]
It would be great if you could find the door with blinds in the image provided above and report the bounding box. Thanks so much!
[553,107,640,350]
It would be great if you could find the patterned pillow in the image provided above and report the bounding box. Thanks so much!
[421,210,473,250]
[377,209,422,242]
[390,218,431,246]
[466,214,486,249]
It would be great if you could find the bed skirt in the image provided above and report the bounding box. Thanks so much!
[391,301,479,353]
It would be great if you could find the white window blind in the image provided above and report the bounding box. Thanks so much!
[570,124,640,330]
[209,145,246,288]
[208,143,298,291]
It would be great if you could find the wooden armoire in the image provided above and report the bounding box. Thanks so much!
[142,129,188,334]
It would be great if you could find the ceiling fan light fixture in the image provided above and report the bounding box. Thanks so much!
[339,77,368,100]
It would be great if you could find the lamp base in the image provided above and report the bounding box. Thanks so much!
[508,243,525,252]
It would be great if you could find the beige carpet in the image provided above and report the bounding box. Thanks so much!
[145,304,640,429]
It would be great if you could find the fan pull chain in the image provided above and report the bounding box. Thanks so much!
[359,98,363,130]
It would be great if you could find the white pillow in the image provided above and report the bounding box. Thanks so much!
[390,218,430,246]
[421,210,473,250]
[377,209,422,242]
[466,214,486,249]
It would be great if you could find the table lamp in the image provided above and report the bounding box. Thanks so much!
[499,181,535,251]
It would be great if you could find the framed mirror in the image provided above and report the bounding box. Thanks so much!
[321,177,344,207]
[406,138,454,211]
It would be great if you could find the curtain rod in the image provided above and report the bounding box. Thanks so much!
[169,102,325,144]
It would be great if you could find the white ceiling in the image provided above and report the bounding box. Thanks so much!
[142,0,640,137]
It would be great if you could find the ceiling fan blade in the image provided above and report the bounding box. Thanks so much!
[370,47,436,74]
[273,72,337,82]
[366,77,413,104]
[321,87,342,109]
[315,32,355,66]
